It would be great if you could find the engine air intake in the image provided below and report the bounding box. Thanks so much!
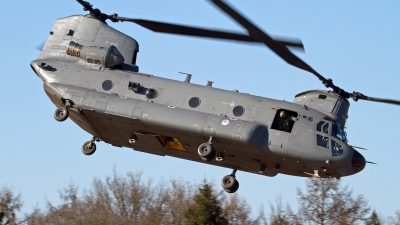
[65,41,125,68]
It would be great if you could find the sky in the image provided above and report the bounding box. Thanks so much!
[1,0,400,219]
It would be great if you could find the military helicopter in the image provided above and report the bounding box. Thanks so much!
[30,0,400,193]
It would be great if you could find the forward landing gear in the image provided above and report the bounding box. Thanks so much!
[198,136,216,161]
[54,100,72,122]
[82,136,100,155]
[221,169,239,193]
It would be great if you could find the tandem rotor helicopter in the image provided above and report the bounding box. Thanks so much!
[31,0,400,193]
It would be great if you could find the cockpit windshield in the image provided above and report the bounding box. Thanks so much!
[332,123,347,143]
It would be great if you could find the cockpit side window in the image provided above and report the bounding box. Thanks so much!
[315,120,330,149]
[271,109,298,133]
[332,123,347,142]
[322,123,329,134]
[331,140,344,156]
[316,121,329,134]
[316,134,329,149]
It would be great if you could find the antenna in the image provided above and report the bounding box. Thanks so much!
[179,72,192,83]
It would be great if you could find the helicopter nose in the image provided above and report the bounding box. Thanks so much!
[352,150,366,173]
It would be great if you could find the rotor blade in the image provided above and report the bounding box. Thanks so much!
[210,1,400,105]
[352,92,400,105]
[114,17,304,49]
[76,0,94,13]
[35,41,45,51]
[209,0,351,97]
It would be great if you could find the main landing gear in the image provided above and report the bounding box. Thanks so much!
[221,169,239,193]
[198,136,216,162]
[82,136,100,156]
[54,100,72,122]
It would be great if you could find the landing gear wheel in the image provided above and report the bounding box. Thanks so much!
[198,143,215,161]
[221,175,239,193]
[224,181,239,193]
[82,141,96,155]
[54,108,69,122]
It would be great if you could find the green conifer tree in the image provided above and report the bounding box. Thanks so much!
[365,210,381,225]
[184,183,228,225]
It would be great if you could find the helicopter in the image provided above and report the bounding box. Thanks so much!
[30,0,400,193]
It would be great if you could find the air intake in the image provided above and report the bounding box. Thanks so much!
[66,41,83,57]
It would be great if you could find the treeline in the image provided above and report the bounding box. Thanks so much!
[1,171,399,225]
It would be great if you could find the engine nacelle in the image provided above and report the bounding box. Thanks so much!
[66,41,124,68]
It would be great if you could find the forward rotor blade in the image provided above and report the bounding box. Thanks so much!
[210,0,350,98]
[352,92,400,106]
[115,17,304,49]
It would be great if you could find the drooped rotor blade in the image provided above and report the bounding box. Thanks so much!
[115,17,303,49]
[351,92,400,105]
[210,0,351,98]
[210,1,400,105]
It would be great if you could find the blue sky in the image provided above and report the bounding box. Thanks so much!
[1,0,400,219]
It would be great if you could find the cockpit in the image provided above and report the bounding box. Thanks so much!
[315,119,348,156]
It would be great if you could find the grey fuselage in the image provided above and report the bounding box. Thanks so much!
[31,15,365,179]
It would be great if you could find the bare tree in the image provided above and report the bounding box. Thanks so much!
[387,210,400,225]
[269,196,290,225]
[25,171,197,225]
[0,186,22,225]
[297,178,370,225]
[222,193,257,225]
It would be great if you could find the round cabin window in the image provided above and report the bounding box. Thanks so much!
[233,105,245,117]
[145,88,158,99]
[188,97,201,108]
[102,80,113,91]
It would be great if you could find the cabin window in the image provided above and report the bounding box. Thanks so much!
[271,109,298,133]
[331,140,344,156]
[102,80,114,91]
[233,105,245,117]
[316,134,329,149]
[189,97,201,108]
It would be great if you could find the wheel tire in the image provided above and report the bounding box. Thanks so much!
[223,180,239,193]
[82,141,96,155]
[198,143,214,158]
[224,188,233,193]
[54,108,69,122]
[231,180,239,193]
[221,175,237,190]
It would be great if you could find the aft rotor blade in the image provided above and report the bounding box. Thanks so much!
[115,17,304,49]
[76,0,94,13]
